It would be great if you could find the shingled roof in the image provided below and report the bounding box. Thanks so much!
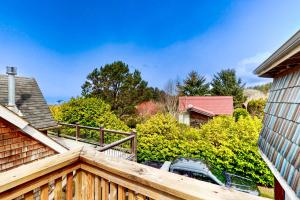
[0,75,57,130]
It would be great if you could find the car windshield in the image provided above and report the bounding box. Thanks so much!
[224,172,259,195]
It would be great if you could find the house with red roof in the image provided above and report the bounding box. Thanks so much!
[178,96,234,126]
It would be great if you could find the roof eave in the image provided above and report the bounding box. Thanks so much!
[254,30,300,77]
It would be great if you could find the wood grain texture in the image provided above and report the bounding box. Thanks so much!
[66,173,73,200]
[118,185,126,200]
[87,173,95,200]
[40,184,49,200]
[101,178,109,200]
[94,176,101,200]
[110,182,118,200]
[24,191,34,200]
[54,178,62,200]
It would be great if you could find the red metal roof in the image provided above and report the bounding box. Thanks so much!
[178,96,234,115]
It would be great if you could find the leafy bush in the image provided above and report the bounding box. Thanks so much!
[50,97,129,142]
[233,108,249,121]
[247,98,267,118]
[137,113,273,186]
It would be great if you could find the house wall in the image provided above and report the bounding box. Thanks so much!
[178,112,190,125]
[0,117,56,172]
[259,68,300,199]
[190,111,211,127]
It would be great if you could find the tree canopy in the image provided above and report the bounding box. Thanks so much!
[177,71,210,96]
[210,69,246,107]
[81,61,162,117]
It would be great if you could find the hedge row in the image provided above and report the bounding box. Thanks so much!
[136,113,273,186]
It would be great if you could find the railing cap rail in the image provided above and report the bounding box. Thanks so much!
[0,147,270,200]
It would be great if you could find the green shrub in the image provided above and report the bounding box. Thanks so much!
[50,97,129,142]
[247,98,267,118]
[137,114,273,186]
[233,108,249,121]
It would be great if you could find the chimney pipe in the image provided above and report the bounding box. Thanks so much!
[6,66,17,107]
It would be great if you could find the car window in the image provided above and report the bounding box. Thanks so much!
[172,169,218,185]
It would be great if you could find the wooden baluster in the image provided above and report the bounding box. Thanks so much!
[137,194,146,200]
[54,177,63,200]
[101,178,109,200]
[94,176,101,200]
[117,185,125,200]
[87,173,95,200]
[81,171,88,200]
[66,173,73,200]
[41,184,49,200]
[128,190,136,200]
[75,169,83,200]
[110,182,117,200]
[99,127,104,147]
[24,191,34,200]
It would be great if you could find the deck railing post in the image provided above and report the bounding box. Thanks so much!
[57,121,61,137]
[76,123,80,141]
[131,131,137,162]
[99,127,104,147]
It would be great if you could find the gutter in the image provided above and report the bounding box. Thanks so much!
[254,30,300,76]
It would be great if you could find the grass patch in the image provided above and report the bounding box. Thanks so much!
[258,186,274,199]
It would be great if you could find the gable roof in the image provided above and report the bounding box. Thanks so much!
[0,75,57,130]
[178,96,234,116]
[0,104,67,153]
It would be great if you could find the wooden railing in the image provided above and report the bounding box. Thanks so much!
[51,122,137,161]
[0,147,270,200]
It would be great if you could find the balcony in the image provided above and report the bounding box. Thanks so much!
[0,147,269,200]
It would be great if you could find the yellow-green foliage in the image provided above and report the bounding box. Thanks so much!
[233,108,249,121]
[137,113,273,186]
[247,98,267,118]
[49,97,130,142]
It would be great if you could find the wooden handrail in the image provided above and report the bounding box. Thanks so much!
[99,135,135,151]
[0,147,270,200]
[56,121,137,160]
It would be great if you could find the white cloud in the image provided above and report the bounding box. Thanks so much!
[235,52,272,86]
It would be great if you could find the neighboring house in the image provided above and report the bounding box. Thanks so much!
[0,67,67,172]
[254,30,300,200]
[178,96,234,126]
[0,73,57,132]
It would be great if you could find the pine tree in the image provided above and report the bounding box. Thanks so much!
[177,71,210,96]
[210,69,246,108]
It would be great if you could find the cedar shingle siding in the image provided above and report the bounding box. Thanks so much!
[259,69,300,197]
[0,75,56,129]
[0,118,56,172]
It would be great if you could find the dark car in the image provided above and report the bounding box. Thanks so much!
[166,158,259,196]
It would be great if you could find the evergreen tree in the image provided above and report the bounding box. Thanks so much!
[210,69,246,108]
[82,61,162,117]
[177,71,210,96]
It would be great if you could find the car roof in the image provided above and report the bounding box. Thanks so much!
[170,158,211,174]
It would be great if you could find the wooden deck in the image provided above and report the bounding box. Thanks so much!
[0,147,270,200]
[50,134,131,160]
[49,122,137,161]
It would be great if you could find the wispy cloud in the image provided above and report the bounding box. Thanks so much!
[235,52,272,86]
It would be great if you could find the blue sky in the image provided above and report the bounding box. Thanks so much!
[0,0,299,104]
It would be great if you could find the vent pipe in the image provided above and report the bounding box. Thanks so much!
[5,67,22,116]
[6,66,17,107]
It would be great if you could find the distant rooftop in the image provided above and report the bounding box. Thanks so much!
[178,96,234,115]
[0,75,57,130]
